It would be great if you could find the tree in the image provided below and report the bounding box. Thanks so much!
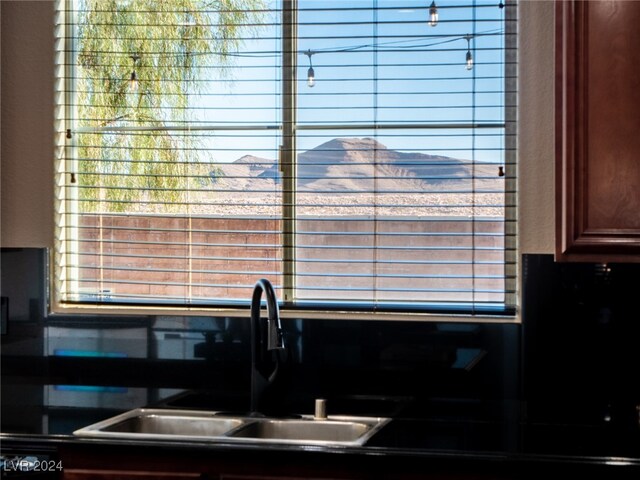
[73,0,265,212]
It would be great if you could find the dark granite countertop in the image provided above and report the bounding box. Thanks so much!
[3,384,640,476]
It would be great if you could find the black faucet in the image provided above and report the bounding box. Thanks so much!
[250,278,286,415]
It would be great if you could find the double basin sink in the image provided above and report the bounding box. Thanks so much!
[74,408,390,447]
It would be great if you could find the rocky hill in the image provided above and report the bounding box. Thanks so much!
[217,137,498,193]
[183,137,505,217]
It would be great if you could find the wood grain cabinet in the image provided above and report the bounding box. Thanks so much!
[59,448,363,480]
[556,0,640,262]
[58,445,510,480]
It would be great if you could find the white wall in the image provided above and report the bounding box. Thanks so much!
[0,0,556,253]
[1,0,54,247]
[517,0,555,254]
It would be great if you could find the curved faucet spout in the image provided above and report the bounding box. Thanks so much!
[251,279,284,351]
[250,279,286,414]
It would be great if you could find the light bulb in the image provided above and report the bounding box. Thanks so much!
[129,70,138,92]
[307,66,315,88]
[429,1,438,27]
[304,50,316,88]
[463,36,474,71]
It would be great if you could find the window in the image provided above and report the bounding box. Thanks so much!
[54,0,517,318]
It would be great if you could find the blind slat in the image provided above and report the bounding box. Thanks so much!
[54,0,518,314]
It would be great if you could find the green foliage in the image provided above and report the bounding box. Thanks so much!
[74,0,265,212]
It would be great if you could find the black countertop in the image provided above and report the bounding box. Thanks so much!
[3,383,640,477]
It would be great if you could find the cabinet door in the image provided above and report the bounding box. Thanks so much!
[556,0,640,262]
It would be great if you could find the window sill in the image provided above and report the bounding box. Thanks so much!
[50,301,519,324]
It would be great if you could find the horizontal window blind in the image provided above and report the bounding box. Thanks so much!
[54,0,517,315]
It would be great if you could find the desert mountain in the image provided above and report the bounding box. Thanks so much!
[298,137,470,192]
[217,137,498,192]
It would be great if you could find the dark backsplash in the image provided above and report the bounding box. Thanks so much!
[522,254,640,425]
[2,248,639,426]
[1,249,517,411]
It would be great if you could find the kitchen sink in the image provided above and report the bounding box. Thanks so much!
[73,409,245,440]
[74,408,389,446]
[227,417,381,445]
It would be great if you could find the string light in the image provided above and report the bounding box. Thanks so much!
[129,55,140,92]
[122,29,498,83]
[429,1,438,27]
[302,32,480,79]
[464,35,473,70]
[304,49,315,88]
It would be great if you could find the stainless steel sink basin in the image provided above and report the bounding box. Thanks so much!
[74,409,389,446]
[74,409,245,441]
[227,417,384,445]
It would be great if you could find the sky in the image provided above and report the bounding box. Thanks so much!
[176,0,510,165]
[71,0,511,165]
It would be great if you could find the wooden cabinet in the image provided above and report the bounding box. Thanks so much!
[57,444,509,480]
[58,447,359,480]
[556,0,640,262]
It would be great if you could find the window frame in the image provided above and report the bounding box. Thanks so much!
[52,0,519,323]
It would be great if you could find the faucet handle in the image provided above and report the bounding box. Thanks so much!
[268,323,285,350]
